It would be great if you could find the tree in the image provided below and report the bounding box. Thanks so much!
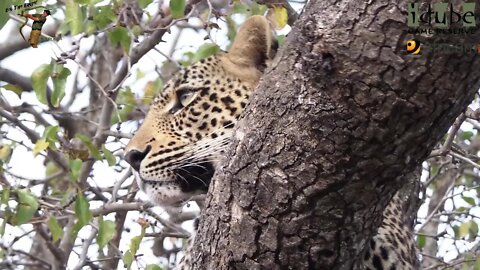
[190,0,480,269]
[0,0,479,270]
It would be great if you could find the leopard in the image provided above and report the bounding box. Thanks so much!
[124,15,419,270]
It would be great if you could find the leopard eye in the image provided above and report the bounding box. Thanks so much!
[169,89,196,114]
[179,90,195,107]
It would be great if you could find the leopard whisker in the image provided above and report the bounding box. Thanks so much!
[174,167,209,187]
[166,167,190,187]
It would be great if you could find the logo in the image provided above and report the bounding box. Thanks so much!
[4,1,52,48]
[406,39,421,54]
[4,1,38,12]
[405,2,479,56]
[16,9,51,48]
[407,2,478,35]
[408,2,476,28]
[407,39,480,56]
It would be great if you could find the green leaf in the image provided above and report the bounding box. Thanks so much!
[225,16,237,43]
[475,257,480,270]
[112,87,136,124]
[69,158,83,181]
[43,126,60,148]
[136,69,146,80]
[192,43,220,63]
[0,218,6,236]
[130,235,141,255]
[276,34,286,46]
[74,0,90,4]
[47,216,63,242]
[93,6,116,29]
[180,51,195,66]
[12,190,38,225]
[10,0,22,6]
[33,139,50,156]
[31,63,53,105]
[2,84,24,98]
[51,65,71,107]
[43,126,60,141]
[66,0,83,35]
[76,134,102,160]
[146,265,163,270]
[459,222,469,238]
[0,1,13,31]
[416,234,426,248]
[71,220,83,239]
[1,187,9,205]
[109,26,131,52]
[97,219,116,249]
[452,224,460,238]
[129,224,146,258]
[251,2,267,16]
[0,1,22,31]
[469,220,479,239]
[74,192,92,227]
[122,250,134,270]
[460,131,474,141]
[118,87,136,106]
[102,145,116,166]
[232,1,248,14]
[86,21,96,35]
[0,188,10,235]
[462,196,476,206]
[132,25,142,38]
[0,144,12,161]
[139,0,153,9]
[170,0,185,19]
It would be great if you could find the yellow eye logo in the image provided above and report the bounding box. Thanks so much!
[407,39,421,55]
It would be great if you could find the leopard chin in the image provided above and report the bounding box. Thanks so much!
[134,161,214,206]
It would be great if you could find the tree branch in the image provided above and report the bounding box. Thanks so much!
[0,67,34,92]
[0,108,68,170]
[190,0,480,268]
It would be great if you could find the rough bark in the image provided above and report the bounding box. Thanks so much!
[190,0,480,269]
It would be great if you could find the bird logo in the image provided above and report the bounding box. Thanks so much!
[407,39,421,55]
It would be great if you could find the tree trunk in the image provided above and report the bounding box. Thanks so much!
[190,0,480,269]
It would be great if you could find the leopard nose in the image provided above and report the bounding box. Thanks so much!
[124,145,151,171]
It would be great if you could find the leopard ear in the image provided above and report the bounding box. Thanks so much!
[227,15,277,71]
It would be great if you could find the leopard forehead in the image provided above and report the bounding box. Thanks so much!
[152,55,250,112]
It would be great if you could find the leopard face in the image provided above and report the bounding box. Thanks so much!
[124,16,275,206]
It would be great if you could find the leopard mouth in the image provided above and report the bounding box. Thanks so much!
[173,161,215,193]
[136,161,215,194]
[133,162,214,206]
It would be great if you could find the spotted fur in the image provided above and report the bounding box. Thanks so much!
[363,194,419,270]
[124,15,418,270]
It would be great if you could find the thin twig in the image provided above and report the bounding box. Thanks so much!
[72,224,98,270]
[0,108,68,170]
[417,183,455,232]
[450,152,480,170]
[91,201,152,216]
[430,113,466,157]
[108,168,133,204]
[34,224,66,264]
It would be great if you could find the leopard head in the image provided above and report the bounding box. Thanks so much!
[124,16,276,206]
